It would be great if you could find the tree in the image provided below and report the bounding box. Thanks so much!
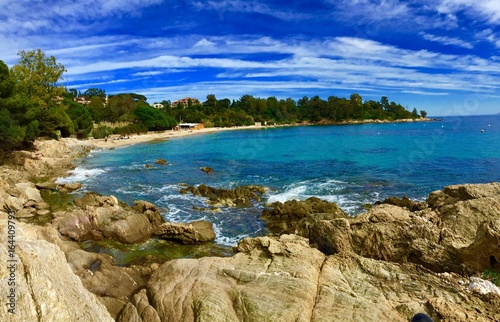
[420,110,427,118]
[10,49,66,107]
[0,60,14,99]
[84,88,106,99]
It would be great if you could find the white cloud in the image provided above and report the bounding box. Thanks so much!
[437,0,500,24]
[421,33,474,49]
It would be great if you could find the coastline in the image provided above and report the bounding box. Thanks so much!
[2,121,500,321]
[89,117,435,150]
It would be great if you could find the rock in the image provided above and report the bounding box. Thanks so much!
[468,277,500,296]
[154,158,167,165]
[55,193,166,244]
[200,166,213,174]
[155,220,216,244]
[15,183,43,204]
[119,234,499,322]
[117,289,161,322]
[375,195,426,211]
[57,182,82,193]
[180,184,267,207]
[262,197,348,236]
[6,196,24,212]
[0,237,113,321]
[145,164,152,168]
[15,207,37,218]
[35,181,57,190]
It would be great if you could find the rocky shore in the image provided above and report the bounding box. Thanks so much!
[1,138,499,321]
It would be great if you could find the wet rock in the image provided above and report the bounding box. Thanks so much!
[180,184,267,207]
[155,220,216,244]
[262,197,348,236]
[200,166,213,174]
[154,158,167,165]
[145,164,153,168]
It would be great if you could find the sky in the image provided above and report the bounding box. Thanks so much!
[1,0,499,116]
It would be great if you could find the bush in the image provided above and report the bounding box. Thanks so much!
[114,123,148,135]
[92,125,114,139]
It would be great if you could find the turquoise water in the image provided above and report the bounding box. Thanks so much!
[60,115,500,245]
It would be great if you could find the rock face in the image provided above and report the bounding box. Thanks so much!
[0,217,113,322]
[179,184,267,207]
[118,234,500,322]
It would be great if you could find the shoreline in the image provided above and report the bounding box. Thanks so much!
[88,117,436,150]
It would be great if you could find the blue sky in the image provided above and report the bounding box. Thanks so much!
[1,0,499,116]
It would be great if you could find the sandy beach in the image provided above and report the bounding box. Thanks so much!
[89,124,265,149]
[88,118,434,150]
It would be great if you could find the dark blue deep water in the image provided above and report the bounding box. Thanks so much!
[59,115,500,245]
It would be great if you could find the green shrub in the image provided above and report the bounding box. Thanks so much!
[92,125,114,139]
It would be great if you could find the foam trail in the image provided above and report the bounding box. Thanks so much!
[56,167,107,184]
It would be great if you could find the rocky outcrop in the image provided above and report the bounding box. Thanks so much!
[179,184,267,207]
[0,215,113,321]
[267,183,500,275]
[118,234,500,322]
[262,197,348,236]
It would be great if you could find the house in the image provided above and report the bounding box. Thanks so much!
[152,103,164,109]
[74,97,91,105]
[171,97,200,108]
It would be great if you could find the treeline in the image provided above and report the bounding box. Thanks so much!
[0,49,427,154]
[163,93,427,127]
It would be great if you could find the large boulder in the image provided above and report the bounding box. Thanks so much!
[118,234,500,322]
[54,193,166,244]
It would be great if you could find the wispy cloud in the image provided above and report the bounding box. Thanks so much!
[420,33,474,49]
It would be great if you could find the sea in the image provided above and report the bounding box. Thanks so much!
[58,115,500,246]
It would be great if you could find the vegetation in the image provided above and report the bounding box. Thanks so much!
[0,49,428,153]
[482,269,500,286]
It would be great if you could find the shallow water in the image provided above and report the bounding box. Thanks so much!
[59,115,500,246]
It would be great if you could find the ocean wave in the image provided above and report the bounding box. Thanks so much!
[56,167,107,184]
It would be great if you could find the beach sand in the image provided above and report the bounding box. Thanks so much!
[90,125,264,149]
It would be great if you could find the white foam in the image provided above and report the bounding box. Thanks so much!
[56,167,107,184]
[266,185,307,203]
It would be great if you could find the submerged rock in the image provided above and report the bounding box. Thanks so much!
[180,184,267,207]
[154,158,167,165]
[200,166,214,174]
